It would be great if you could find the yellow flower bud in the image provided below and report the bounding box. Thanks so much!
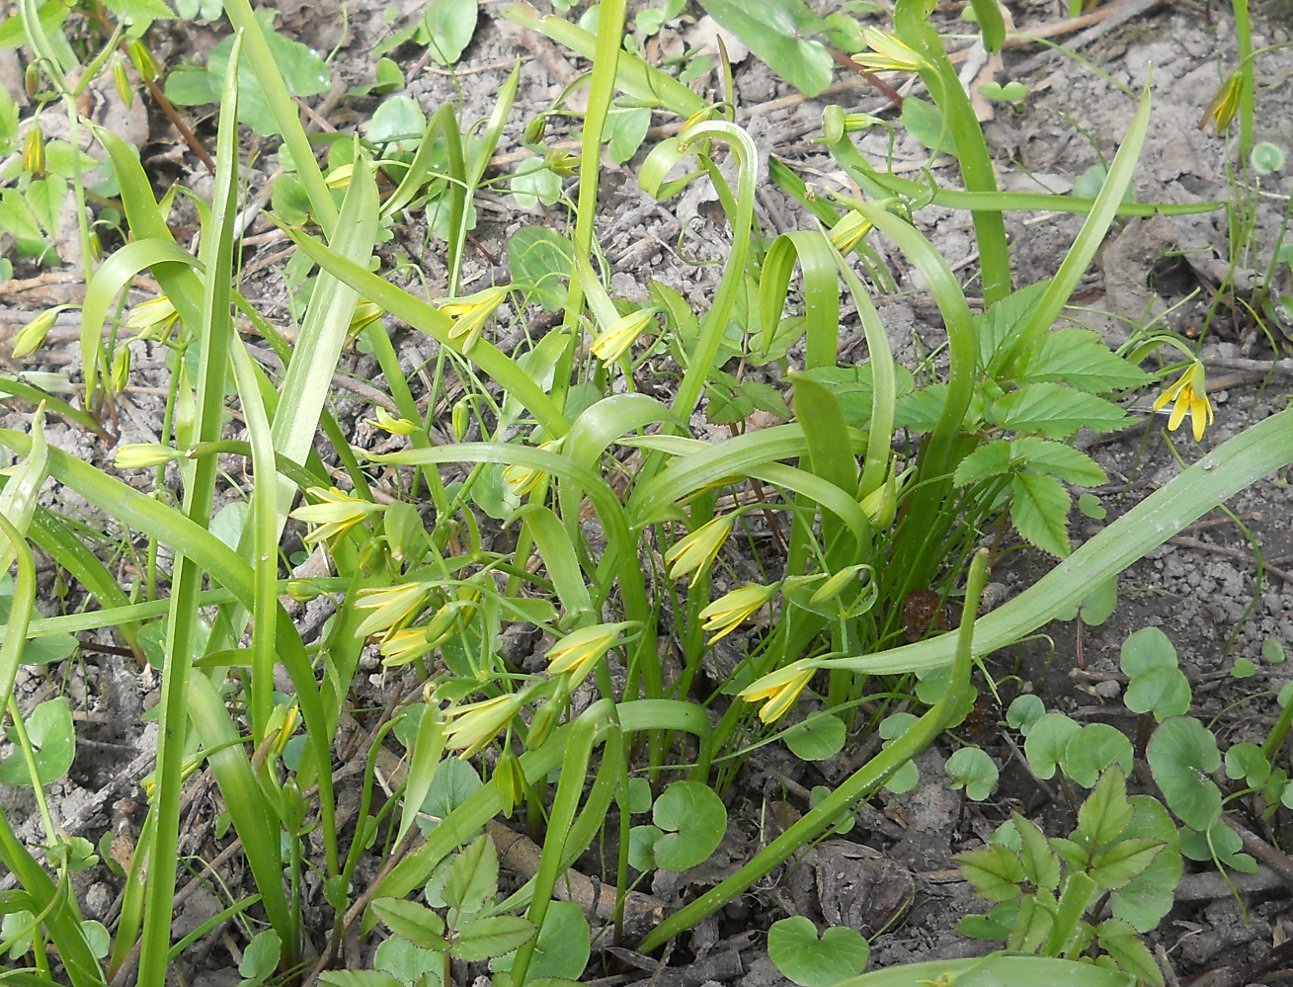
[114,443,180,469]
[665,514,735,587]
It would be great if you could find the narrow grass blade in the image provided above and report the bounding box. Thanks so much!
[219,0,337,232]
[1001,85,1152,373]
[503,3,706,119]
[138,38,243,982]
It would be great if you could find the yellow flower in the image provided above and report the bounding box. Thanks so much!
[591,309,655,364]
[353,582,432,640]
[437,287,506,351]
[545,621,634,686]
[1152,361,1213,441]
[828,212,873,254]
[113,443,180,469]
[364,407,417,435]
[699,583,779,644]
[665,514,735,587]
[442,694,522,758]
[126,295,180,341]
[379,626,435,667]
[12,308,61,359]
[502,439,563,497]
[291,486,383,548]
[1201,73,1241,132]
[855,28,926,73]
[349,300,384,338]
[739,664,815,724]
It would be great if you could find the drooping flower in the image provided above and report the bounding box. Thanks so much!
[665,514,736,587]
[353,582,432,641]
[437,287,507,351]
[739,664,815,724]
[544,621,635,686]
[364,407,417,435]
[114,443,180,469]
[854,28,927,73]
[442,694,523,757]
[591,309,655,364]
[1153,361,1213,441]
[291,486,384,548]
[502,438,563,497]
[379,626,435,667]
[699,583,779,644]
[1201,73,1241,133]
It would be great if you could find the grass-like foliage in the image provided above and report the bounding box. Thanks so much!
[0,0,1288,984]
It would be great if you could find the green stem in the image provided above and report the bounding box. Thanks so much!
[894,0,1011,305]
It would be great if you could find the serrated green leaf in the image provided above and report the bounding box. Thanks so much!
[1088,838,1164,889]
[372,898,448,951]
[1012,472,1071,557]
[978,281,1052,368]
[1095,919,1163,986]
[1011,437,1108,486]
[953,440,1012,487]
[451,914,535,962]
[1011,812,1060,891]
[955,844,1026,901]
[443,834,498,918]
[1077,768,1133,847]
[990,383,1128,438]
[1111,797,1181,932]
[696,0,833,96]
[1023,329,1153,392]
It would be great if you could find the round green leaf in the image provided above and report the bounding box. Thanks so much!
[1023,712,1081,780]
[1005,694,1045,734]
[1120,627,1177,674]
[1062,723,1133,788]
[1123,666,1191,721]
[1262,638,1286,664]
[784,714,846,761]
[239,929,282,979]
[493,900,589,980]
[508,226,573,311]
[368,96,427,154]
[946,747,999,801]
[651,780,726,872]
[1146,716,1221,831]
[767,916,870,987]
[0,697,75,785]
[1251,141,1286,176]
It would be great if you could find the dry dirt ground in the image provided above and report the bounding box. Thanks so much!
[4,0,1293,984]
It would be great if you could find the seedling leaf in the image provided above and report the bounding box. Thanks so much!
[784,714,846,761]
[1147,717,1221,832]
[652,780,726,872]
[767,916,870,987]
[1062,724,1133,788]
[946,747,999,801]
[0,697,75,785]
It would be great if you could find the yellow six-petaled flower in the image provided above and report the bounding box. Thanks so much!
[738,664,814,724]
[1153,361,1213,441]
